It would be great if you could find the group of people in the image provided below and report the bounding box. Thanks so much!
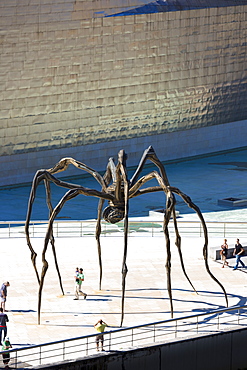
[0,271,108,367]
[92,240,245,351]
[221,238,245,270]
[0,249,246,362]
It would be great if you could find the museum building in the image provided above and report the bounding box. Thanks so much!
[0,0,247,186]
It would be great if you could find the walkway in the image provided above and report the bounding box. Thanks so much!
[1,230,246,359]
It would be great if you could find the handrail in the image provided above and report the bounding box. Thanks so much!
[0,220,247,238]
[1,305,247,368]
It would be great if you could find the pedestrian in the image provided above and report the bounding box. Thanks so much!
[74,268,87,300]
[220,239,229,268]
[94,319,108,351]
[2,337,12,369]
[0,282,10,312]
[233,239,245,270]
[0,308,8,345]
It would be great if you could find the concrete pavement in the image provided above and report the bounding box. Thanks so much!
[1,226,246,354]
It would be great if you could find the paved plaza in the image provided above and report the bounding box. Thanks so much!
[0,224,246,353]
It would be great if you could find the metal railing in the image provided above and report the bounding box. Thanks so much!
[0,220,246,239]
[1,305,247,368]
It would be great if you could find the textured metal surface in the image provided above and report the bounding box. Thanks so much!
[0,1,246,187]
[108,0,247,16]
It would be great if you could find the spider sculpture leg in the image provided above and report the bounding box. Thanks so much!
[130,147,199,303]
[44,179,64,295]
[25,169,76,288]
[38,189,80,324]
[130,170,185,317]
[25,159,110,284]
[130,169,228,313]
[129,147,228,314]
[95,157,117,290]
[130,146,198,294]
[96,149,130,327]
[170,186,228,306]
[116,151,130,328]
[25,171,48,285]
[161,188,176,317]
[36,185,113,324]
[94,152,130,326]
[25,169,113,324]
[95,199,104,290]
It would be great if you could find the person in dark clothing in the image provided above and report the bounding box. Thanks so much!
[0,307,8,344]
[233,239,245,270]
[220,238,229,268]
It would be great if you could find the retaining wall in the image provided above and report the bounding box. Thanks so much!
[34,327,247,370]
[1,120,247,187]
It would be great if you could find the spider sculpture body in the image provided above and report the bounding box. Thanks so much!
[25,146,228,326]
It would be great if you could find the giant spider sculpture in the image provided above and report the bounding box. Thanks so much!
[25,146,228,326]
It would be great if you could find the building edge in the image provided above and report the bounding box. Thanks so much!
[0,119,246,187]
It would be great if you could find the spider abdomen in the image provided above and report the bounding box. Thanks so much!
[102,206,125,224]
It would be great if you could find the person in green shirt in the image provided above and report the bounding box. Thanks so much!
[2,337,12,369]
[94,319,108,351]
[74,268,87,300]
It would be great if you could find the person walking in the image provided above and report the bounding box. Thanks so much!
[0,308,9,345]
[0,282,10,312]
[233,239,245,270]
[1,337,12,369]
[94,319,108,351]
[74,268,87,300]
[220,239,229,267]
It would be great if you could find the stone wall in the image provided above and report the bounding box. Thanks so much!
[0,1,246,185]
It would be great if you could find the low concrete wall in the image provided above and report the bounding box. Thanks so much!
[34,327,247,370]
[1,120,247,187]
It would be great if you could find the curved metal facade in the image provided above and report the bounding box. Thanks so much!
[0,1,246,185]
